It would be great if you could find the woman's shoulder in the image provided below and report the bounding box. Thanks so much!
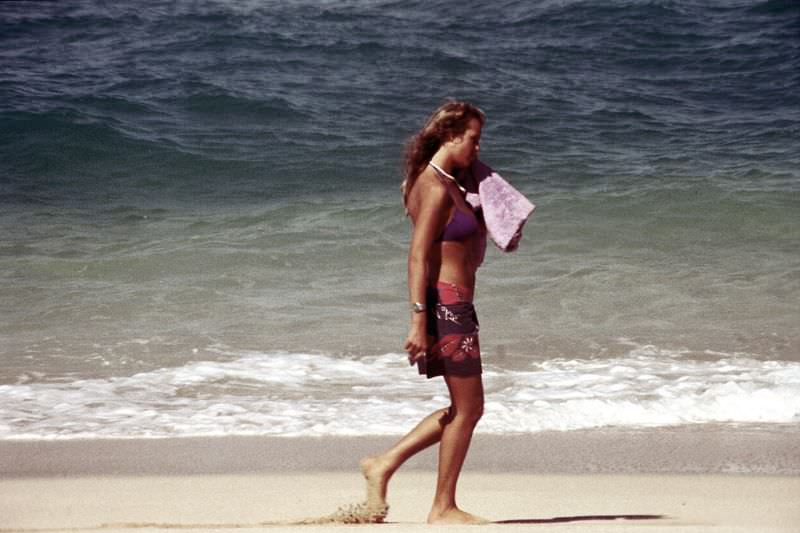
[407,166,452,217]
[413,166,451,199]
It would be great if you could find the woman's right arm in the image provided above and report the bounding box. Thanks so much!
[404,174,450,364]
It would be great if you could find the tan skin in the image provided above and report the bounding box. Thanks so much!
[360,118,488,525]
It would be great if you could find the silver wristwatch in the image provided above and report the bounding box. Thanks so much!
[410,302,426,313]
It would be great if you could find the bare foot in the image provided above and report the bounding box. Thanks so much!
[359,455,393,508]
[428,507,489,525]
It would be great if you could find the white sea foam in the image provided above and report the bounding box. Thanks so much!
[1,345,798,440]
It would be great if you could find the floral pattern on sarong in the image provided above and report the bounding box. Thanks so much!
[419,284,482,377]
[435,305,462,325]
[432,332,480,363]
[429,301,480,363]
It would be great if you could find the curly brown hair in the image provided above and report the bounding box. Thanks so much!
[401,100,485,208]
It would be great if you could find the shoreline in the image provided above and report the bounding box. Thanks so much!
[2,424,798,477]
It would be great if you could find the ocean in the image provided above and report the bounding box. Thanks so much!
[1,0,798,440]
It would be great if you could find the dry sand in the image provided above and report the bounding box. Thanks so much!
[1,426,798,532]
[2,472,798,532]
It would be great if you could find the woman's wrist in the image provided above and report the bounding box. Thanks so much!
[410,313,426,326]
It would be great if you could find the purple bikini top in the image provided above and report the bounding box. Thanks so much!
[437,208,480,242]
[428,161,481,242]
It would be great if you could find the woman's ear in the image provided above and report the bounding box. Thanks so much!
[443,132,463,146]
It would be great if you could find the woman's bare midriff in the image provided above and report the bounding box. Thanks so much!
[427,238,481,291]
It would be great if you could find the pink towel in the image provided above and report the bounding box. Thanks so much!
[465,160,535,252]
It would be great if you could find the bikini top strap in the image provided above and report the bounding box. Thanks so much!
[428,162,467,193]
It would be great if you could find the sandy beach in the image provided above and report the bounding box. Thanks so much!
[2,472,799,533]
[2,426,798,532]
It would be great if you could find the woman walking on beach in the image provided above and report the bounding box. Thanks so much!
[361,101,487,525]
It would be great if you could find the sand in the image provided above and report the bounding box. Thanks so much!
[2,472,798,532]
[1,426,799,532]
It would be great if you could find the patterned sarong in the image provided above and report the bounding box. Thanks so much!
[417,282,482,378]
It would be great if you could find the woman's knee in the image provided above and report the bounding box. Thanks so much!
[447,401,483,426]
[467,401,484,424]
[443,374,484,426]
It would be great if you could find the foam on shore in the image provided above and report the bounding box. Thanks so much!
[2,346,798,440]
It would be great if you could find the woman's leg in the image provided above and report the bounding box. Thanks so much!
[360,406,450,507]
[427,373,485,524]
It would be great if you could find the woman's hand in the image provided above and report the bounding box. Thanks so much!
[404,319,429,366]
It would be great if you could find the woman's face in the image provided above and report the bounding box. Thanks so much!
[447,118,482,167]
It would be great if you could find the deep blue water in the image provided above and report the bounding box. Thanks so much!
[2,0,798,206]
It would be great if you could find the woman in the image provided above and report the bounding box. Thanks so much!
[361,101,487,525]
